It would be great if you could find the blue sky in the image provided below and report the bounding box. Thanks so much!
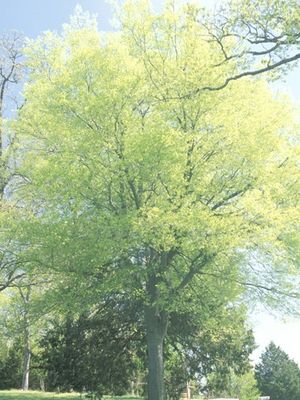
[1,0,113,35]
[1,0,300,366]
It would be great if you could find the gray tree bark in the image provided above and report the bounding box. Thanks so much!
[145,271,168,400]
[20,286,31,391]
[145,306,168,400]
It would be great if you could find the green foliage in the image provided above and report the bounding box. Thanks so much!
[255,342,300,400]
[237,371,260,400]
[207,368,259,400]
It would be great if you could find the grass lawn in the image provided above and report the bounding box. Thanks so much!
[0,391,142,400]
[0,392,81,400]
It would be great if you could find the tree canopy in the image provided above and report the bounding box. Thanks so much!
[15,0,300,310]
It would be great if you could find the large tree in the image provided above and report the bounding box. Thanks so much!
[12,2,300,399]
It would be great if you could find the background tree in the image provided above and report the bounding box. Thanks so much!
[207,369,259,400]
[12,2,300,399]
[0,279,46,391]
[255,342,300,400]
[0,31,25,292]
[165,305,255,399]
[0,32,23,164]
[37,297,254,399]
[38,300,142,396]
[0,340,23,390]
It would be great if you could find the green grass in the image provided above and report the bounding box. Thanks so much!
[0,391,81,400]
[0,391,142,400]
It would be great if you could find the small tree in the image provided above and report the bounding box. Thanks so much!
[255,342,300,400]
[207,369,259,400]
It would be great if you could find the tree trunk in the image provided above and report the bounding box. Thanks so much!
[21,287,31,391]
[145,305,168,400]
[22,329,30,391]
